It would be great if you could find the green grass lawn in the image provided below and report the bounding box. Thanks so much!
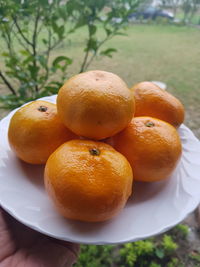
[1,24,200,137]
[61,24,200,137]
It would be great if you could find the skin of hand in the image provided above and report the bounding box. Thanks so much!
[0,207,80,267]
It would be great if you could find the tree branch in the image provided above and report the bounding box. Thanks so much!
[2,23,14,56]
[13,30,31,54]
[79,24,93,73]
[78,0,138,73]
[38,27,52,90]
[82,26,118,72]
[37,22,43,36]
[84,35,111,70]
[32,7,40,92]
[45,37,65,53]
[0,71,16,95]
[12,16,33,46]
[79,47,90,73]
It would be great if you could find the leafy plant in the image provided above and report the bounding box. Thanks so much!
[69,0,141,73]
[149,263,161,267]
[166,257,181,267]
[75,232,182,267]
[181,0,200,24]
[189,251,200,263]
[0,0,143,109]
[0,0,71,108]
[119,240,155,266]
[172,223,189,239]
[75,244,115,267]
[161,235,178,254]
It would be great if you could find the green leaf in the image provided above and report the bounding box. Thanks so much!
[87,38,98,52]
[58,25,65,39]
[36,55,47,68]
[20,50,30,56]
[23,55,34,65]
[28,64,40,79]
[52,21,59,34]
[155,248,164,259]
[0,94,26,110]
[39,0,49,7]
[52,56,72,67]
[89,25,96,35]
[67,0,87,14]
[173,224,189,238]
[162,235,178,253]
[42,38,47,44]
[2,52,10,57]
[150,263,161,267]
[0,94,18,101]
[75,16,88,29]
[58,6,68,20]
[18,84,28,98]
[100,48,117,58]
[66,0,79,13]
[189,252,200,262]
[43,86,59,94]
[52,20,65,39]
[105,28,112,36]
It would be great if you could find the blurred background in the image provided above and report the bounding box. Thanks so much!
[0,0,200,266]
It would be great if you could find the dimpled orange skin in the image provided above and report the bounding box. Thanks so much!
[8,101,77,164]
[131,81,185,128]
[44,140,133,222]
[109,117,182,182]
[57,70,135,140]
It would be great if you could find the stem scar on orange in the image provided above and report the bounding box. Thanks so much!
[57,70,135,140]
[108,116,182,182]
[8,100,77,164]
[44,140,133,222]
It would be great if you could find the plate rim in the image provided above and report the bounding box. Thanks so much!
[1,198,199,245]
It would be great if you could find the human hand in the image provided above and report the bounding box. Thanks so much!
[0,207,79,267]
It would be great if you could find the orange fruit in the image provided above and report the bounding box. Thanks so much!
[44,140,133,222]
[108,117,182,182]
[8,100,77,164]
[131,81,185,128]
[57,70,135,140]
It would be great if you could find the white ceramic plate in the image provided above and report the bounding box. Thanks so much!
[1,95,200,245]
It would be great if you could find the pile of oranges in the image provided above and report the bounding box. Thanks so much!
[8,70,184,222]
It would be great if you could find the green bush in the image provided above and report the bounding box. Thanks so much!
[75,244,115,267]
[172,224,189,239]
[75,232,181,267]
[0,0,142,109]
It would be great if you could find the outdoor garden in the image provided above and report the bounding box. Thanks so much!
[0,0,200,266]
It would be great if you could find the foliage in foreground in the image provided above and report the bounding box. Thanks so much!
[0,0,142,109]
[74,224,200,267]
